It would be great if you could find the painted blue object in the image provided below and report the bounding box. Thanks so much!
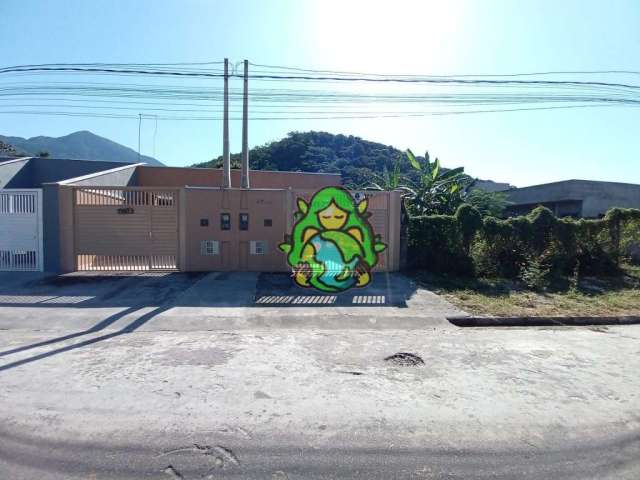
[310,233,359,291]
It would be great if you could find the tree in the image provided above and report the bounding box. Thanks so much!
[37,151,49,158]
[464,189,511,217]
[191,131,510,194]
[403,149,474,216]
[0,140,18,157]
[211,156,241,169]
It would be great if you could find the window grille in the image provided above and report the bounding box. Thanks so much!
[200,240,219,256]
[250,240,267,255]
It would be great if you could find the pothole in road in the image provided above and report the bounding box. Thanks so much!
[384,352,424,366]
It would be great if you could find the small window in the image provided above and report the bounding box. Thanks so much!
[220,213,231,230]
[200,240,219,256]
[264,218,272,227]
[239,213,249,231]
[200,218,209,227]
[250,240,267,255]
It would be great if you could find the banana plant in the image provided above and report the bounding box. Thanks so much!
[403,149,474,215]
[368,155,404,191]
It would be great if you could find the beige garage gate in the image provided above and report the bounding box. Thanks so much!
[73,187,179,271]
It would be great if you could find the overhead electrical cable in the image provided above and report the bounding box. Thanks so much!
[0,61,638,123]
[1,64,639,90]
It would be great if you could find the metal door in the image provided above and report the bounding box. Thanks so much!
[0,189,43,271]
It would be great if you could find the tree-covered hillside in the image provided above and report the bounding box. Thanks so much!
[0,131,163,165]
[191,131,511,191]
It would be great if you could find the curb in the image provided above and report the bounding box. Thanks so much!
[447,315,640,327]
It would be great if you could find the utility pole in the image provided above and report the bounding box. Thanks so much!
[222,58,231,188]
[137,113,142,163]
[241,59,250,189]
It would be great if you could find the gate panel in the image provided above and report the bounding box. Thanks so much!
[150,191,179,268]
[367,192,389,272]
[74,187,178,271]
[0,189,43,271]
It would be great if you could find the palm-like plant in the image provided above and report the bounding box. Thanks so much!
[368,155,404,191]
[403,149,474,215]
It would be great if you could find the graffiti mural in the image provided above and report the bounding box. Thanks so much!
[278,186,387,293]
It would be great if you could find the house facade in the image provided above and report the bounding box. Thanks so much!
[0,157,137,271]
[1,159,402,274]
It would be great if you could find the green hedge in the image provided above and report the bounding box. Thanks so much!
[407,205,640,282]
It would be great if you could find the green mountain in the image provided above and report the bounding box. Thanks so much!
[0,130,163,166]
[192,131,511,191]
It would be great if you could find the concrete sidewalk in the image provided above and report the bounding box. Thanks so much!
[0,271,466,331]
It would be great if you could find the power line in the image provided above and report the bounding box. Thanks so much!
[0,103,633,121]
[248,61,640,78]
[1,84,636,102]
[0,61,638,124]
[4,61,640,77]
[0,66,226,78]
[1,100,637,114]
[1,64,640,91]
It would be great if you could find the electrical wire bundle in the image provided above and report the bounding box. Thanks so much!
[0,61,638,121]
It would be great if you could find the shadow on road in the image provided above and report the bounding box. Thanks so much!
[0,305,170,373]
[0,271,422,372]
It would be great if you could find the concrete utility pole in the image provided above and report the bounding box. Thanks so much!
[241,59,250,189]
[222,58,231,188]
[137,113,142,163]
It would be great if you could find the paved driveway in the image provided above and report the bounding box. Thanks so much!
[0,271,465,331]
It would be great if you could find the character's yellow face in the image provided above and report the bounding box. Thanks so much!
[318,202,348,230]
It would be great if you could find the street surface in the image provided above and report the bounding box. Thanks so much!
[0,272,638,479]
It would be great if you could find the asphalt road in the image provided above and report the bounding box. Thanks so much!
[1,272,639,478]
[2,429,639,479]
[2,324,639,479]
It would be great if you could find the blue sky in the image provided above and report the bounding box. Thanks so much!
[1,0,638,186]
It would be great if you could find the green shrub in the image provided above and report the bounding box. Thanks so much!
[519,254,552,290]
[408,212,475,275]
[455,204,482,254]
[473,218,524,278]
[618,212,640,264]
[406,206,640,279]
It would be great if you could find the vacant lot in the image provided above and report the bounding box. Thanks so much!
[414,265,640,317]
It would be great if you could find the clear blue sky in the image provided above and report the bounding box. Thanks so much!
[1,0,638,186]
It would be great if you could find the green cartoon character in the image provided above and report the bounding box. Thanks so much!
[278,186,386,293]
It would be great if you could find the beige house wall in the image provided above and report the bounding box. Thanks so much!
[58,185,76,272]
[181,187,401,273]
[137,166,341,190]
[55,169,401,274]
[183,188,289,272]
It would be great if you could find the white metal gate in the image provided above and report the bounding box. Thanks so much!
[0,189,43,271]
